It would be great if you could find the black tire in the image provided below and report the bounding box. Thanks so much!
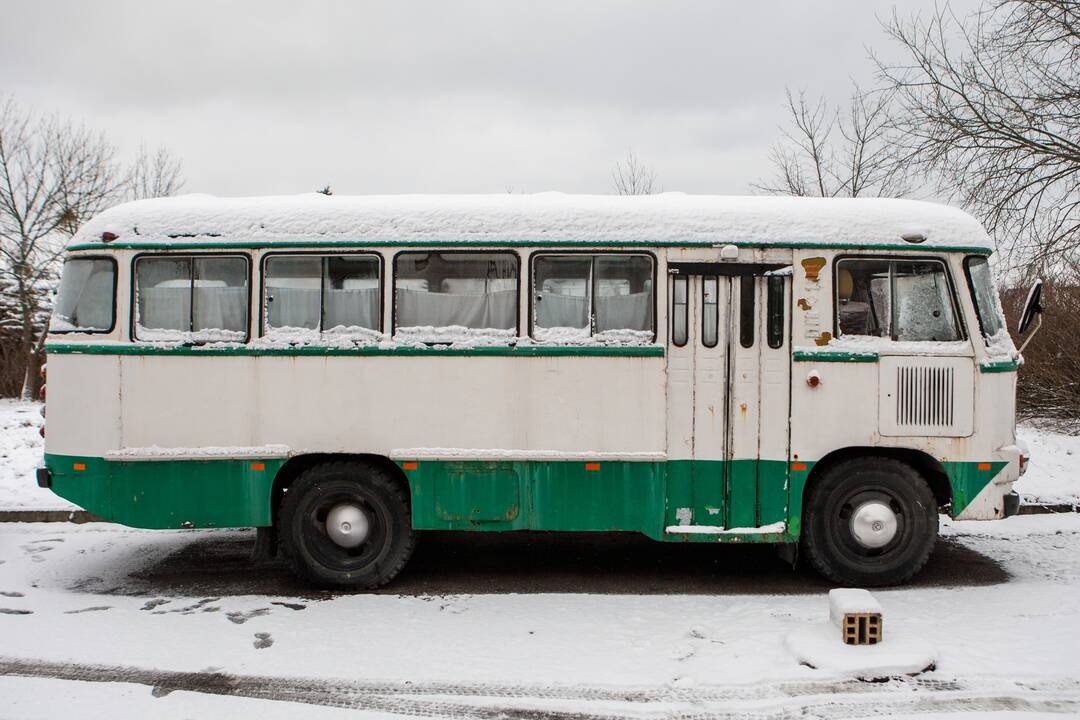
[279,461,415,589]
[802,457,937,587]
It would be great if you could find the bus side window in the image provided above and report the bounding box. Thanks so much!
[671,275,688,347]
[767,275,784,348]
[532,254,655,342]
[264,254,381,334]
[739,274,755,348]
[835,258,961,342]
[134,255,250,343]
[394,252,519,341]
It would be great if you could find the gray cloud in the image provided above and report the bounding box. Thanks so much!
[0,0,979,196]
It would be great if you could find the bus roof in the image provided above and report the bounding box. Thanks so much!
[68,193,995,253]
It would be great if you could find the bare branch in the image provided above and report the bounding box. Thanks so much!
[127,143,184,201]
[611,149,660,195]
[753,85,912,199]
[875,0,1080,267]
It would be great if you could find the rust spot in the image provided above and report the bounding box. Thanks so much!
[815,331,832,346]
[797,298,812,311]
[740,403,748,414]
[801,257,826,282]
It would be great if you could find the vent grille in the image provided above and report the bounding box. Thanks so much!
[896,365,955,427]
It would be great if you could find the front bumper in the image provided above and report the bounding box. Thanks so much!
[1003,491,1020,518]
[36,466,52,488]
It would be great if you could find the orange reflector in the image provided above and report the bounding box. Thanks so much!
[585,463,601,471]
[977,462,992,471]
[791,462,807,471]
[250,463,265,471]
[403,462,418,471]
[73,463,86,471]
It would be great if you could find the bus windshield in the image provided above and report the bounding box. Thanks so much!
[965,256,1005,339]
[50,258,115,333]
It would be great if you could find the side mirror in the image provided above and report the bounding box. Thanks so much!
[1016,280,1045,354]
[1018,280,1044,334]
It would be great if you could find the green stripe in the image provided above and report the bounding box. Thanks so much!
[45,453,283,529]
[43,452,1009,537]
[45,342,665,358]
[65,239,996,254]
[979,358,1020,373]
[946,461,1009,515]
[792,350,879,362]
[46,452,794,541]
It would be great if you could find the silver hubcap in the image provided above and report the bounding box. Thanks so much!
[325,503,371,549]
[849,500,898,549]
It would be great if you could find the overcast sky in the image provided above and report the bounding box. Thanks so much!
[0,1,979,198]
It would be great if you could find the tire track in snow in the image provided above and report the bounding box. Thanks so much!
[1,657,1078,719]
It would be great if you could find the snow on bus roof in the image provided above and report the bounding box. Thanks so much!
[69,193,995,251]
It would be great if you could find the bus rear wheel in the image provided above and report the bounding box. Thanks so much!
[280,461,415,589]
[802,457,937,587]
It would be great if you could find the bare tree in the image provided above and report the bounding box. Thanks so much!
[128,143,184,200]
[754,86,910,198]
[875,0,1080,268]
[611,149,660,195]
[0,97,128,398]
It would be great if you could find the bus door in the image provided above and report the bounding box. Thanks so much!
[666,264,790,531]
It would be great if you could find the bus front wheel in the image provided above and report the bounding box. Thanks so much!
[280,461,415,589]
[802,457,937,587]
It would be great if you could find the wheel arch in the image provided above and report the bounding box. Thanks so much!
[802,446,952,512]
[269,453,412,527]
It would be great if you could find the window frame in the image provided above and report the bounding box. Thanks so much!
[766,274,786,349]
[962,255,1005,341]
[130,252,252,343]
[738,274,755,348]
[259,250,385,337]
[50,254,119,335]
[832,254,967,343]
[527,250,657,342]
[701,274,719,348]
[392,249,522,339]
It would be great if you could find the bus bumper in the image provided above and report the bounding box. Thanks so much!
[36,466,52,488]
[1003,491,1020,518]
[953,446,1023,520]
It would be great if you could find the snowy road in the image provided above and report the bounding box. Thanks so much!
[2,515,1080,718]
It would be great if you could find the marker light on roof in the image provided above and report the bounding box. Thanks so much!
[101,231,118,242]
[901,231,927,244]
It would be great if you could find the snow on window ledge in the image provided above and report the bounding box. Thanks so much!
[797,335,974,357]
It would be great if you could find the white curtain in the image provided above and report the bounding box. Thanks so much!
[139,287,191,331]
[395,288,516,329]
[194,287,248,332]
[595,291,652,333]
[140,286,247,332]
[324,288,380,330]
[535,291,588,329]
[267,287,320,329]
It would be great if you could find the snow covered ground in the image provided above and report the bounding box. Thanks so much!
[1016,423,1080,506]
[2,398,1080,716]
[1,515,1079,717]
[0,400,77,511]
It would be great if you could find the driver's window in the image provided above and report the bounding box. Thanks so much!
[836,258,961,342]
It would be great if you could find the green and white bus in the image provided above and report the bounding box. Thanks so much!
[38,194,1037,588]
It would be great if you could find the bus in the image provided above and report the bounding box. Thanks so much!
[36,193,1039,589]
